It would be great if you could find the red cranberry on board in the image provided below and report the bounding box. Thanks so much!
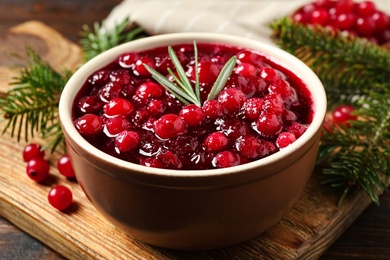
[48,185,73,211]
[57,154,76,178]
[23,143,45,162]
[26,157,50,182]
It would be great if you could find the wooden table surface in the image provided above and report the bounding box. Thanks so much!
[1,1,390,259]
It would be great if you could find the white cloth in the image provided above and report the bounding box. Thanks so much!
[105,0,390,45]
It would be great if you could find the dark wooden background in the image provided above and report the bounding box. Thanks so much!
[1,1,390,259]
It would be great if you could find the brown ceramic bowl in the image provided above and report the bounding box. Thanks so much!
[59,33,326,250]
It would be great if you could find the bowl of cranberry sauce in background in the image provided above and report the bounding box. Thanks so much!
[59,33,326,250]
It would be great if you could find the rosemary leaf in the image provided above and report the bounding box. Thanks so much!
[207,56,237,101]
[143,64,192,105]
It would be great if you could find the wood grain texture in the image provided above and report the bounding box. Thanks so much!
[0,21,377,259]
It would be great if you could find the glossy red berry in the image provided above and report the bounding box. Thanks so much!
[23,143,45,162]
[213,151,240,168]
[355,17,376,37]
[262,94,284,116]
[48,185,73,211]
[103,97,134,117]
[189,61,220,84]
[356,1,376,17]
[286,122,307,138]
[179,104,205,126]
[118,52,138,68]
[74,114,103,136]
[77,95,104,114]
[157,150,182,169]
[134,56,154,77]
[235,135,262,159]
[333,105,357,126]
[115,130,140,152]
[260,67,281,83]
[26,158,50,182]
[235,62,258,77]
[135,81,164,99]
[256,112,282,137]
[202,100,223,119]
[203,132,229,152]
[146,99,165,115]
[335,13,356,30]
[276,132,297,148]
[236,50,265,65]
[139,157,165,168]
[103,117,131,136]
[218,88,246,113]
[153,114,186,139]
[57,154,76,178]
[310,8,330,26]
[242,97,264,120]
[372,11,389,30]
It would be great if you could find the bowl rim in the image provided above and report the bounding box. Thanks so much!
[59,32,327,178]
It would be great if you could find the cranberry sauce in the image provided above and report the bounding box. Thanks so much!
[72,43,314,170]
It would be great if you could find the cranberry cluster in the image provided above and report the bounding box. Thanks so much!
[292,0,390,45]
[23,143,74,211]
[73,43,313,170]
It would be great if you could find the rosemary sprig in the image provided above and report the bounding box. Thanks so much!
[271,17,390,205]
[144,41,237,107]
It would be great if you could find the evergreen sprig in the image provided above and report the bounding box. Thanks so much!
[79,17,147,62]
[271,17,390,204]
[0,17,146,153]
[0,49,71,152]
[271,17,390,108]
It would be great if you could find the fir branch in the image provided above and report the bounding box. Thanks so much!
[79,16,148,62]
[319,93,390,205]
[0,49,72,152]
[271,17,390,204]
[270,17,390,107]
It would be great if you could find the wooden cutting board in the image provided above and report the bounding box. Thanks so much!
[0,21,373,260]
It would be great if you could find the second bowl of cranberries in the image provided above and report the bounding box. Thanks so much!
[59,32,327,250]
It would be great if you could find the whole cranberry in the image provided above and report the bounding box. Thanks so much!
[103,97,134,117]
[202,100,223,119]
[153,114,186,139]
[104,117,131,136]
[203,132,229,152]
[115,130,140,153]
[48,185,73,211]
[242,98,264,120]
[276,132,297,148]
[213,151,240,168]
[332,105,357,127]
[235,135,263,159]
[218,88,246,113]
[26,157,50,182]
[57,154,76,178]
[74,114,103,136]
[179,104,205,126]
[256,112,282,137]
[23,143,45,162]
